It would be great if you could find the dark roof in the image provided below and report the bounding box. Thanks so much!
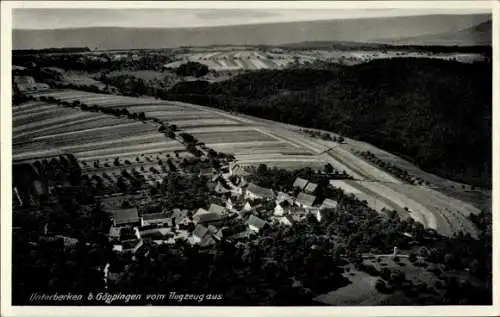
[293,177,309,190]
[111,208,140,226]
[282,214,295,225]
[193,224,210,239]
[304,182,318,193]
[122,239,142,250]
[296,192,316,207]
[246,183,275,199]
[194,212,222,224]
[247,215,267,229]
[208,203,226,215]
[199,235,216,247]
[142,212,168,221]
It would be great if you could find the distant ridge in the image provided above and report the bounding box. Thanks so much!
[379,19,492,46]
[13,14,491,50]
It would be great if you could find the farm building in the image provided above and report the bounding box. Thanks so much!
[245,183,275,200]
[304,182,318,194]
[293,177,309,190]
[193,211,223,225]
[208,203,226,215]
[295,192,317,209]
[14,76,50,92]
[321,198,339,210]
[247,215,268,233]
[110,208,141,227]
[142,212,169,226]
[274,200,293,216]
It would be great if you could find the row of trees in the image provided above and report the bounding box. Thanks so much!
[356,150,428,186]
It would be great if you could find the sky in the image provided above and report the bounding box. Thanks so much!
[13,8,491,30]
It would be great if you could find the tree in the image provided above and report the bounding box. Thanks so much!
[324,163,334,174]
[175,62,209,78]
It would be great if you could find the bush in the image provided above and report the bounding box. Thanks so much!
[176,62,209,78]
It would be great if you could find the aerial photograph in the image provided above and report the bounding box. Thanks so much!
[7,4,493,308]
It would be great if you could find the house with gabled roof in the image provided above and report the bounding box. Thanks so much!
[293,177,309,190]
[279,214,296,227]
[142,212,169,226]
[321,198,339,210]
[276,191,294,205]
[245,183,275,200]
[274,199,293,216]
[242,201,253,211]
[246,215,268,233]
[110,208,141,227]
[193,209,223,225]
[295,192,317,209]
[193,224,210,243]
[208,203,226,215]
[304,182,318,194]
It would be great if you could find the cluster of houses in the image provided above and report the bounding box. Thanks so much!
[104,174,341,254]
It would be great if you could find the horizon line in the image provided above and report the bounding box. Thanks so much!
[12,12,492,31]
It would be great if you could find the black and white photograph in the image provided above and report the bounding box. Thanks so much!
[1,1,497,315]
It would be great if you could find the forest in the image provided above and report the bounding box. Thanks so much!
[161,58,492,188]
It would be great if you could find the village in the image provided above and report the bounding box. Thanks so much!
[103,163,339,257]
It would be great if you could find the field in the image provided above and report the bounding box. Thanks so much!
[165,50,312,71]
[15,88,483,239]
[164,48,489,72]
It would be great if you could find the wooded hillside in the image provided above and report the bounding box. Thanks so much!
[163,58,492,187]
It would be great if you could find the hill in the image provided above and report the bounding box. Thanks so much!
[162,59,492,187]
[383,20,492,46]
[13,14,490,50]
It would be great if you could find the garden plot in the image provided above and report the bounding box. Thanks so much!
[183,125,255,134]
[13,107,80,128]
[173,118,242,129]
[74,140,182,159]
[13,103,59,115]
[22,116,126,137]
[124,105,186,113]
[13,114,111,142]
[190,129,278,144]
[13,112,90,134]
